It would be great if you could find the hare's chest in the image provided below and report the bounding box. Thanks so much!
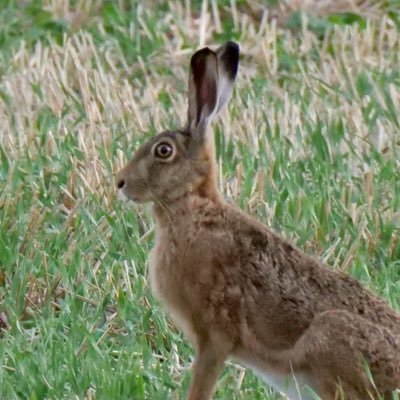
[148,230,178,301]
[148,229,194,338]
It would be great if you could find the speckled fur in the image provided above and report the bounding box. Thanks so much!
[116,42,400,400]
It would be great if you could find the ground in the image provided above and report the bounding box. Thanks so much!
[0,1,399,399]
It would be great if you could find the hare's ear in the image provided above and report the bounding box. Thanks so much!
[187,41,239,136]
[215,41,239,114]
[187,47,219,130]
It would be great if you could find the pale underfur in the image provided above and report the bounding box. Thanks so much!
[116,42,400,400]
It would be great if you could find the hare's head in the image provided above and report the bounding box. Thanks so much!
[116,42,239,204]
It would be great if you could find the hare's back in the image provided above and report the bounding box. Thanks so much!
[192,203,400,338]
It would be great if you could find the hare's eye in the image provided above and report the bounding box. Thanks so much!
[154,142,174,160]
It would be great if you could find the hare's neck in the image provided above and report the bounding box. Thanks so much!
[196,162,220,201]
[152,193,223,226]
[194,137,221,202]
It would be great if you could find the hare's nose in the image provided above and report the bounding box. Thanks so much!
[117,179,125,189]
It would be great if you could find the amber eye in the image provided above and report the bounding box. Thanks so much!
[154,142,174,160]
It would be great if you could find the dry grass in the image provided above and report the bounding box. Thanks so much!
[2,10,399,173]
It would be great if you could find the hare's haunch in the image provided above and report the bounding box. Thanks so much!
[117,42,400,400]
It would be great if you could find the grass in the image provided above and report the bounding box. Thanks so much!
[0,0,400,399]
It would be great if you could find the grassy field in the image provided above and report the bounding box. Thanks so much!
[0,0,400,399]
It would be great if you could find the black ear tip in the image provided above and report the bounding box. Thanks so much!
[225,41,240,54]
[190,47,217,81]
[220,41,240,79]
[190,47,213,67]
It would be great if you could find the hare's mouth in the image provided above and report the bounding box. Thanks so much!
[118,189,148,204]
[118,189,136,202]
[130,196,146,203]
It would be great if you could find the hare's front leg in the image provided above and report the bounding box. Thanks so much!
[187,336,231,400]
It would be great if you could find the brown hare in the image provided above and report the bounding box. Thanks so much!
[116,42,400,400]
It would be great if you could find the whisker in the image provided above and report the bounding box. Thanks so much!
[150,193,176,231]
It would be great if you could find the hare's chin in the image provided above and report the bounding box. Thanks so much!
[118,189,146,204]
[118,189,133,202]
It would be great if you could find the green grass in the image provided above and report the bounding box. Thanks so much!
[0,0,400,399]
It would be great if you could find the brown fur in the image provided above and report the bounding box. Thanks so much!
[116,42,400,400]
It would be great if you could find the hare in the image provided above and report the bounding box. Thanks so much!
[116,42,400,400]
